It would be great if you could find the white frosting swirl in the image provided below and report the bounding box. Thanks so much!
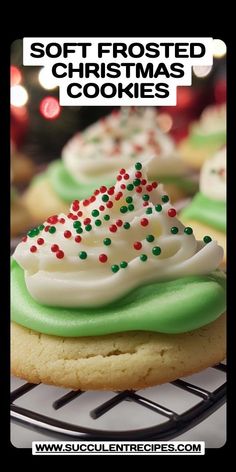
[191,103,226,136]
[14,157,223,307]
[200,147,226,201]
[62,107,189,183]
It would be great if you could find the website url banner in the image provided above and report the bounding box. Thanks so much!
[32,441,205,455]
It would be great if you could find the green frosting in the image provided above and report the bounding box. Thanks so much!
[47,161,115,202]
[189,130,226,148]
[161,175,198,193]
[33,161,196,202]
[181,192,226,233]
[11,260,226,337]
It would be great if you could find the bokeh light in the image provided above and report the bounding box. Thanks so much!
[38,67,59,90]
[213,39,227,58]
[11,85,28,107]
[40,96,61,120]
[157,113,173,133]
[10,66,22,86]
[193,65,212,78]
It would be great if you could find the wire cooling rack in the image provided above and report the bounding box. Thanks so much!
[11,363,226,441]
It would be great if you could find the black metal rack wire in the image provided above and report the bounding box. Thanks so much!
[11,363,226,441]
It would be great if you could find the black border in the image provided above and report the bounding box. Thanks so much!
[1,29,234,458]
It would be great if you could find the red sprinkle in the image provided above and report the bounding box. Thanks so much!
[120,168,126,175]
[84,218,91,225]
[117,175,122,181]
[168,208,177,217]
[30,245,37,253]
[51,244,59,252]
[141,179,147,185]
[44,225,50,232]
[116,219,123,227]
[106,201,113,208]
[47,215,58,224]
[135,171,142,178]
[100,186,107,193]
[146,184,153,192]
[70,214,78,220]
[141,218,149,227]
[99,205,105,211]
[37,238,44,245]
[22,236,27,242]
[134,241,142,250]
[90,195,96,203]
[77,211,83,217]
[124,173,129,180]
[72,200,80,211]
[134,144,143,153]
[83,199,90,207]
[64,230,72,239]
[75,235,82,243]
[115,191,123,201]
[109,224,117,233]
[108,187,115,195]
[56,250,64,259]
[152,182,158,188]
[59,218,65,224]
[143,201,149,207]
[99,254,108,263]
[136,186,142,193]
[94,189,100,196]
[120,184,126,190]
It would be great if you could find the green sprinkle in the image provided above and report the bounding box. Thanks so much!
[120,261,128,269]
[49,226,56,234]
[103,238,111,246]
[140,254,147,262]
[127,183,134,191]
[104,214,110,221]
[142,194,149,201]
[73,221,81,228]
[123,222,130,229]
[171,226,179,234]
[162,195,169,203]
[85,224,92,232]
[128,204,134,211]
[79,251,87,260]
[120,205,128,214]
[38,224,44,231]
[95,219,102,226]
[146,208,153,215]
[155,204,162,212]
[146,234,154,243]
[135,162,142,170]
[152,246,161,256]
[102,194,109,202]
[92,209,99,217]
[76,227,83,234]
[133,178,141,187]
[203,235,212,244]
[126,196,133,204]
[28,228,39,237]
[111,264,119,273]
[184,227,193,235]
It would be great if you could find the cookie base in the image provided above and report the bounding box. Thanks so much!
[178,140,215,170]
[11,314,226,391]
[11,200,31,237]
[23,177,68,223]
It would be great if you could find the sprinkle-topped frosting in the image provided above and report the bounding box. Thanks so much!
[13,157,223,308]
[62,108,188,184]
[200,147,226,201]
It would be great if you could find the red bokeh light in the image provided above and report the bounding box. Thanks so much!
[39,96,61,120]
[10,66,22,86]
